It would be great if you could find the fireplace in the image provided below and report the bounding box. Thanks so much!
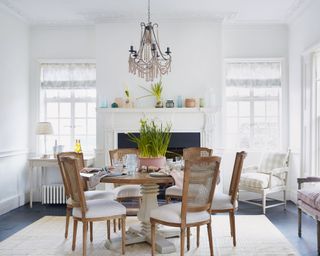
[117,132,201,158]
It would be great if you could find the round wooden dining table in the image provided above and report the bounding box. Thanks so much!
[100,172,178,253]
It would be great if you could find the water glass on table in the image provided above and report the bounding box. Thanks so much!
[124,154,138,175]
[112,159,123,172]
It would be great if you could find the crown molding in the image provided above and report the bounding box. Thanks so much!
[285,0,314,23]
[0,1,28,23]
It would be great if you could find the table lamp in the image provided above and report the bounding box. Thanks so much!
[36,122,53,158]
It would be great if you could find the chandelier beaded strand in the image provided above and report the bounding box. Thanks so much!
[128,0,172,82]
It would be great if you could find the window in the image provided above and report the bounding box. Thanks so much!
[224,60,282,150]
[40,63,96,153]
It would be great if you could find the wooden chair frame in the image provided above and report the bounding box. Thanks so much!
[60,156,126,256]
[210,151,247,246]
[151,156,221,256]
[165,147,213,203]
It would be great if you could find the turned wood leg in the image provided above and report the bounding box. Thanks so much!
[187,227,190,251]
[113,219,117,233]
[72,220,78,251]
[83,221,87,256]
[207,223,214,256]
[283,190,287,211]
[317,220,320,255]
[229,211,236,246]
[262,191,267,214]
[90,222,93,242]
[118,218,121,231]
[107,220,111,240]
[65,207,72,238]
[151,222,156,256]
[121,217,126,255]
[180,228,186,256]
[196,226,200,247]
[166,196,171,204]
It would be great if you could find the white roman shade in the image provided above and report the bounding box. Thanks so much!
[226,62,281,87]
[40,63,96,89]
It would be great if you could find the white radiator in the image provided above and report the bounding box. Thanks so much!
[42,184,66,204]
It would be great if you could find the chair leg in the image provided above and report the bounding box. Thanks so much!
[83,221,87,256]
[118,218,121,231]
[298,208,302,237]
[107,220,111,240]
[72,219,78,251]
[262,191,266,214]
[187,227,190,251]
[90,222,93,242]
[180,227,186,256]
[151,222,156,256]
[166,196,171,204]
[113,219,117,233]
[65,207,71,238]
[121,217,126,255]
[207,223,214,256]
[283,190,287,211]
[229,211,236,246]
[196,226,200,247]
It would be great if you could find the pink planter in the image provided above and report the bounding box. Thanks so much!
[139,156,166,169]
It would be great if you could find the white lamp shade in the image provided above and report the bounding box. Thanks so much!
[36,122,53,135]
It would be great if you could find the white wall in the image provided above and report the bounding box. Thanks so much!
[288,0,320,202]
[0,6,29,214]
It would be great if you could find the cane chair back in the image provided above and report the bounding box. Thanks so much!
[183,147,213,160]
[60,156,87,216]
[57,152,86,196]
[181,157,220,224]
[229,151,247,204]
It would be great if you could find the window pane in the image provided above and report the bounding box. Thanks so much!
[239,102,250,117]
[226,87,237,97]
[75,103,86,117]
[225,134,237,149]
[75,119,86,135]
[87,119,96,135]
[266,101,278,116]
[74,89,87,98]
[87,89,96,98]
[59,89,71,98]
[86,136,96,152]
[238,88,250,97]
[59,136,72,151]
[254,101,265,116]
[265,88,279,97]
[226,102,238,116]
[60,103,71,118]
[88,103,96,118]
[254,88,265,97]
[45,90,58,98]
[59,119,71,135]
[226,117,238,133]
[47,103,59,118]
[47,118,59,135]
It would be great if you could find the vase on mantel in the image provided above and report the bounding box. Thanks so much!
[155,100,163,108]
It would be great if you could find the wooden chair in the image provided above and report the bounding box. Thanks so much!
[60,156,126,256]
[150,156,221,256]
[210,151,247,246]
[57,152,114,239]
[109,148,142,231]
[165,147,213,203]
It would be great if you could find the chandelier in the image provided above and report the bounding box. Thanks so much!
[128,0,172,82]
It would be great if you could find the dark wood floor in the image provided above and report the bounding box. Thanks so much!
[0,201,317,255]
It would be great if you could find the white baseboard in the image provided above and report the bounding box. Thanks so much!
[0,193,28,216]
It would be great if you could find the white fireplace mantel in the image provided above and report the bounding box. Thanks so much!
[95,107,218,166]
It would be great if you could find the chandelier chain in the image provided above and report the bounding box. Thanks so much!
[148,0,151,23]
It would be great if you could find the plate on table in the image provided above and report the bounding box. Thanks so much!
[149,172,170,177]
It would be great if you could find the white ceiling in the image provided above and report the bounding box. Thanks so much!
[0,0,312,25]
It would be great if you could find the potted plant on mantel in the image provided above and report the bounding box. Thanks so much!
[128,119,171,169]
[139,80,164,108]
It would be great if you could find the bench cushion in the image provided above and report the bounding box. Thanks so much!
[298,189,320,209]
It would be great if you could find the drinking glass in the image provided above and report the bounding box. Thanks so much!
[125,154,138,175]
[112,159,123,172]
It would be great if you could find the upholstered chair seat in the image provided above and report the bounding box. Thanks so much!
[240,172,284,189]
[150,203,210,224]
[113,184,142,199]
[66,190,114,205]
[73,199,126,219]
[211,191,237,211]
[165,185,182,197]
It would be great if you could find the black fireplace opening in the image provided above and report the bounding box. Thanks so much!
[117,132,201,159]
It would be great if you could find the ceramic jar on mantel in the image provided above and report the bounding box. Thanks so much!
[139,156,166,169]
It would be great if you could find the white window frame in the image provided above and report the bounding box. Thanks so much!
[222,58,286,152]
[38,59,96,154]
